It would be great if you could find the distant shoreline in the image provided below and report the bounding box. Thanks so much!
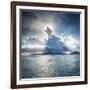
[21,51,80,56]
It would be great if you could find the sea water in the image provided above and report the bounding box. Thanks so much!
[20,54,80,78]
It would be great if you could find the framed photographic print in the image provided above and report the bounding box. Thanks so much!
[11,1,88,89]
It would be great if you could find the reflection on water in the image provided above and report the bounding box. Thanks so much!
[20,54,80,79]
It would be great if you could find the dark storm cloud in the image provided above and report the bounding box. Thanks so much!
[20,9,80,41]
[55,12,80,39]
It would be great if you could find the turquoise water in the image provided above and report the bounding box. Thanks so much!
[20,54,80,79]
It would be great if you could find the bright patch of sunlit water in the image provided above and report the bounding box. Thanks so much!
[20,54,80,79]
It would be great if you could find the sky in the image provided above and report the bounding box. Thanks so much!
[20,9,80,50]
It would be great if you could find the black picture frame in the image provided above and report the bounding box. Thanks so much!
[11,1,88,89]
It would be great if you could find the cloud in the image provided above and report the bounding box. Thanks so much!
[20,10,80,53]
[59,35,80,52]
[21,27,80,54]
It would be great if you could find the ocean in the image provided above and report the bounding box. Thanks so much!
[20,54,80,79]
